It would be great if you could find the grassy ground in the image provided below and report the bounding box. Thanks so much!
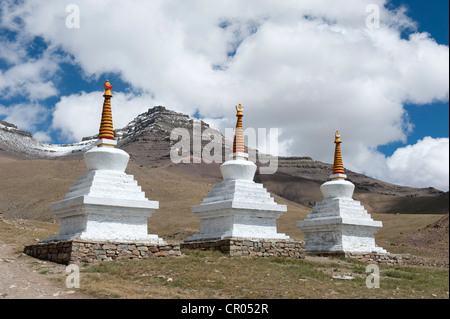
[73,250,448,299]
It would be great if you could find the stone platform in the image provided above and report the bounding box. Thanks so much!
[182,238,305,259]
[24,240,181,264]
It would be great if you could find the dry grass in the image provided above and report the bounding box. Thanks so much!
[373,213,448,262]
[0,218,58,253]
[76,250,449,299]
[0,157,87,221]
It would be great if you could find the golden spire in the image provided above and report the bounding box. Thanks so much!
[331,131,346,179]
[232,104,246,159]
[98,80,114,141]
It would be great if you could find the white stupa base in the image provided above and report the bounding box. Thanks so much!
[187,177,289,241]
[299,222,387,254]
[45,146,163,244]
[45,195,163,244]
[297,179,387,254]
[187,209,289,241]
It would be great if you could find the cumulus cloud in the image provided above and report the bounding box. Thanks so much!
[385,137,449,191]
[32,131,52,143]
[0,6,62,101]
[0,102,49,132]
[361,137,449,191]
[0,0,448,190]
[0,52,60,101]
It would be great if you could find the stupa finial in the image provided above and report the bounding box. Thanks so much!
[98,80,115,144]
[103,79,113,96]
[330,131,346,180]
[232,104,247,159]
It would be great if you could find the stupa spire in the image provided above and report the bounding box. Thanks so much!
[330,131,347,180]
[232,104,247,159]
[98,80,114,141]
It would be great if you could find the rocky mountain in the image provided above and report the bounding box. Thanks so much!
[0,106,447,215]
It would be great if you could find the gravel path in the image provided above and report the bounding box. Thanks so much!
[0,242,93,299]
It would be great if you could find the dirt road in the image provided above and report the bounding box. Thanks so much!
[0,242,93,299]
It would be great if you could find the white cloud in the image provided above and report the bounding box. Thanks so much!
[0,4,62,101]
[364,137,449,191]
[0,55,60,101]
[0,0,448,190]
[33,131,52,143]
[0,102,49,132]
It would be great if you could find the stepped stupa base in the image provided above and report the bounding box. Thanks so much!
[46,192,163,244]
[186,208,290,242]
[189,177,289,242]
[298,210,387,255]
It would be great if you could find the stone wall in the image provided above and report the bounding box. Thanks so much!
[311,251,403,265]
[182,238,306,259]
[344,251,403,265]
[24,240,181,264]
[24,238,415,267]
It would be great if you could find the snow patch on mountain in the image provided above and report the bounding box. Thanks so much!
[0,120,96,158]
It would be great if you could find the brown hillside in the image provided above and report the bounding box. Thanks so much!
[403,214,449,262]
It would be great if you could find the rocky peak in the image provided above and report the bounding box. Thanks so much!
[82,105,212,143]
[0,120,32,138]
[118,105,200,140]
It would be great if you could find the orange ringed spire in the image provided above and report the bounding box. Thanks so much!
[330,131,347,180]
[98,80,115,145]
[232,104,247,160]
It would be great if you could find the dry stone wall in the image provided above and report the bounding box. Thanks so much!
[312,251,404,265]
[182,238,306,259]
[24,240,181,264]
[24,238,418,267]
[344,251,403,265]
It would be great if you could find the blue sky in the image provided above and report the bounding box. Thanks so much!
[0,0,448,191]
[378,0,449,156]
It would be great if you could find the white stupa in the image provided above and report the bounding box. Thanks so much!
[187,105,289,241]
[297,131,386,254]
[45,81,163,244]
